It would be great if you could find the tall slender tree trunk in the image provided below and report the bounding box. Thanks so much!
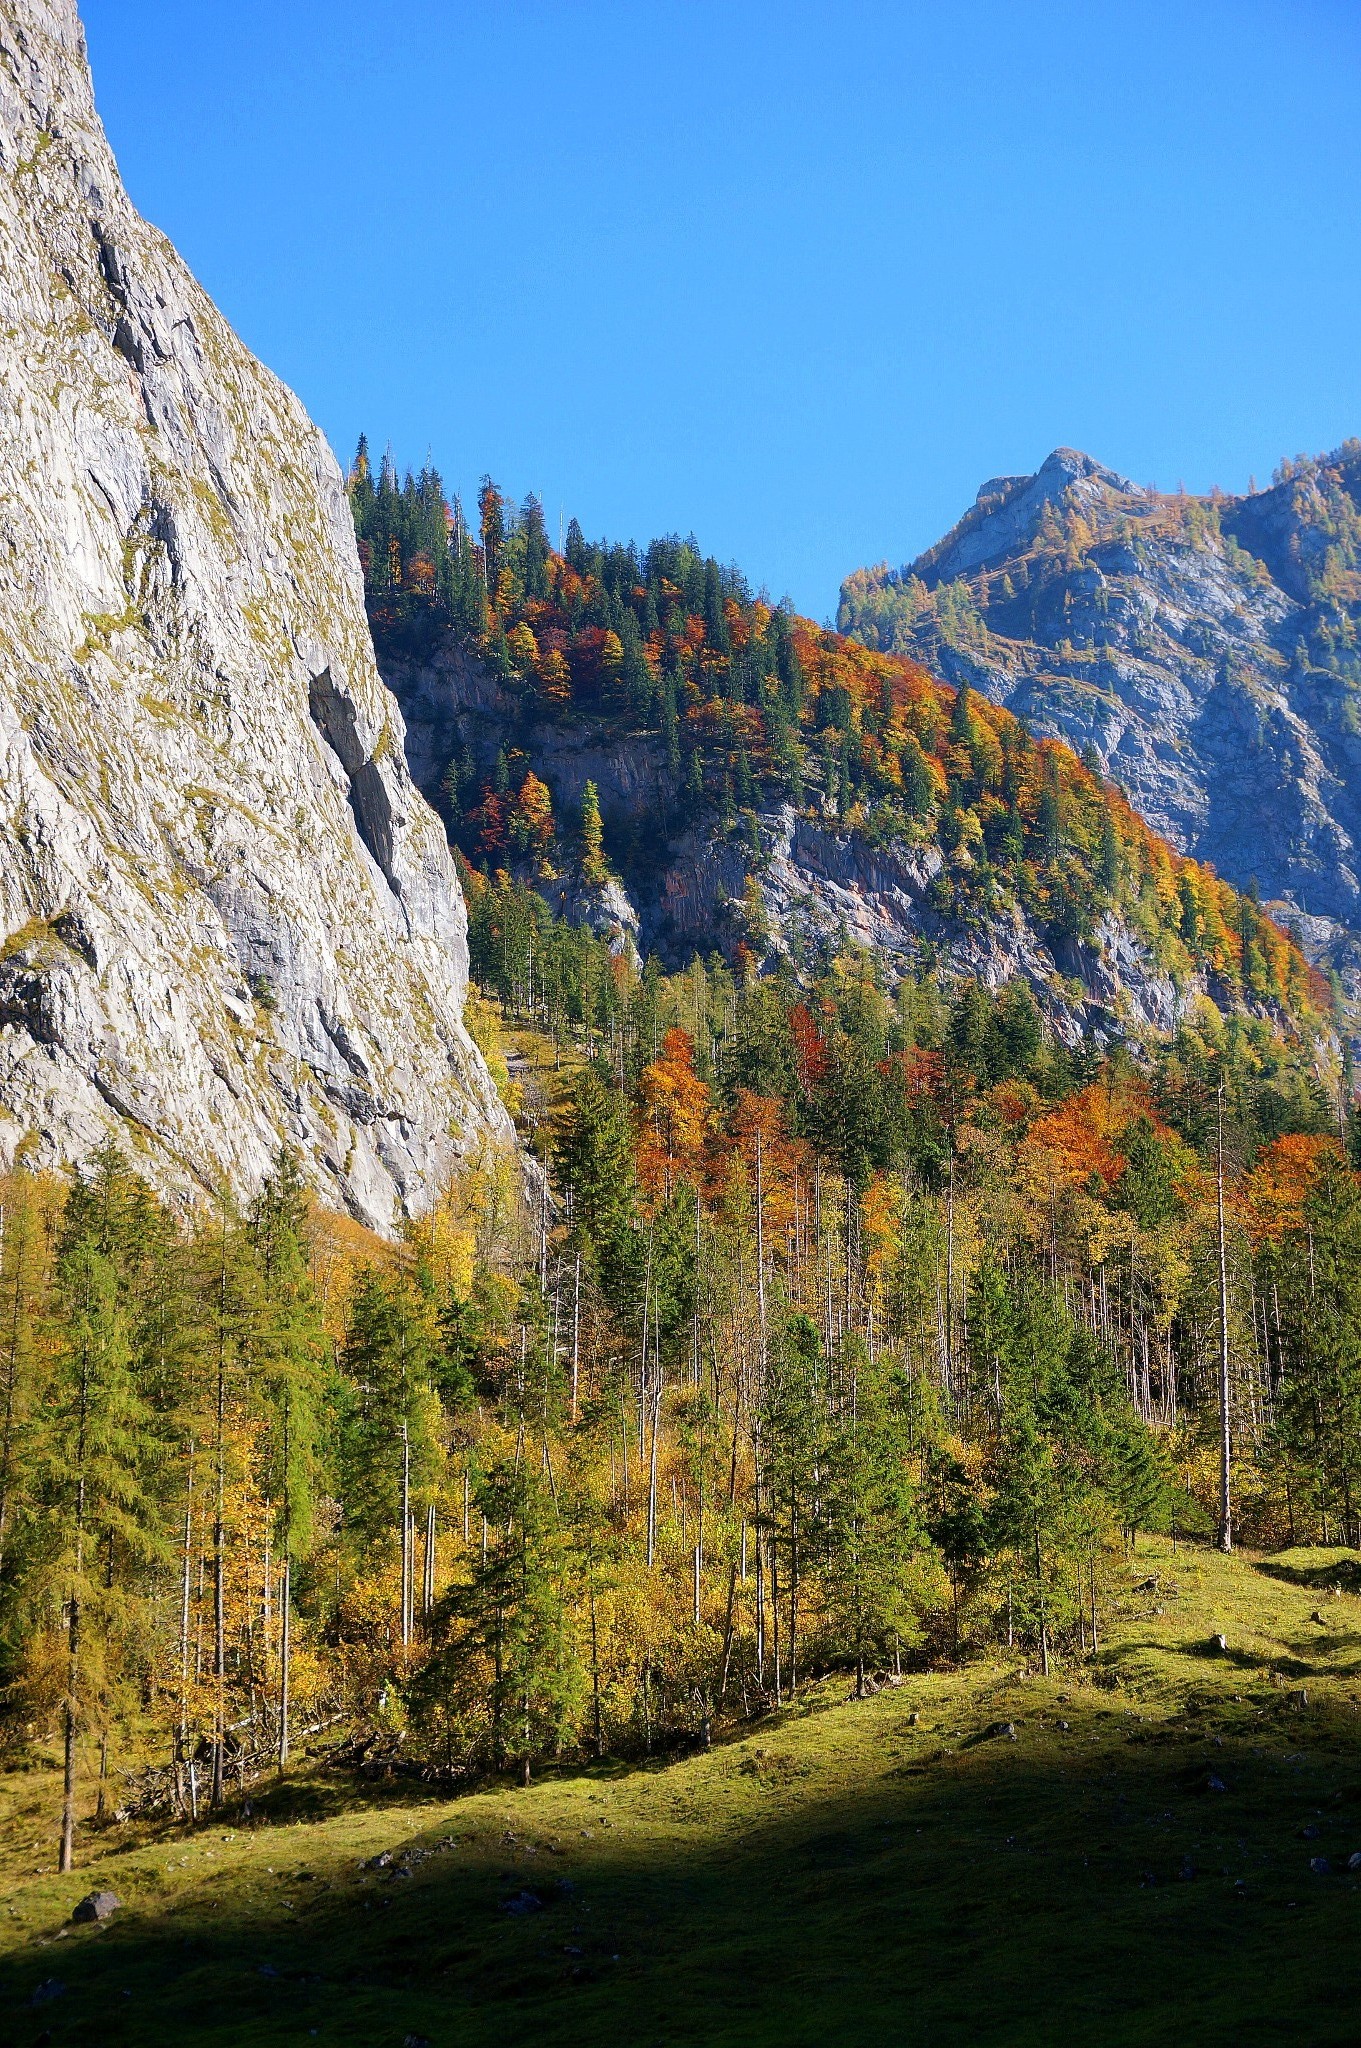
[60,1321,91,1873]
[277,1554,291,1773]
[0,1198,27,1577]
[177,1446,194,1812]
[1216,1079,1233,1552]
[754,1470,766,1689]
[589,1567,603,1757]
[718,1562,739,1705]
[400,1421,411,1650]
[1034,1520,1050,1679]
[60,1589,80,1871]
[212,1225,228,1809]
[571,1252,581,1424]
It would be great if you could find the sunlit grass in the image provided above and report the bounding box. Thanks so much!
[4,1538,1361,2044]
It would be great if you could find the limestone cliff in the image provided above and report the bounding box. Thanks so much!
[378,633,1290,1049]
[0,0,510,1227]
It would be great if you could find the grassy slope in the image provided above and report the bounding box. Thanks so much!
[4,1542,1361,2046]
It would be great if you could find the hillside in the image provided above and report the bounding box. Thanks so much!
[838,445,1361,977]
[5,1538,1361,2047]
[352,459,1324,1048]
[0,0,507,1226]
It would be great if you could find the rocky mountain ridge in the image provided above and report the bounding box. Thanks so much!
[0,0,509,1226]
[838,444,1361,976]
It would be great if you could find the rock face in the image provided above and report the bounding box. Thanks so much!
[379,634,1251,1046]
[0,0,509,1227]
[839,445,1361,969]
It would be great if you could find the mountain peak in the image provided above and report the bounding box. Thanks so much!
[839,439,1361,962]
[917,449,1143,584]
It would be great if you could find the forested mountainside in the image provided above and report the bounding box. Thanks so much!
[0,0,506,1227]
[6,3,1361,1948]
[838,445,1361,962]
[350,449,1324,1046]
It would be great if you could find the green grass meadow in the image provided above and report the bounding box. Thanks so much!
[4,1541,1361,2046]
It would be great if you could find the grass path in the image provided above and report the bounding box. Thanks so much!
[5,1540,1361,2045]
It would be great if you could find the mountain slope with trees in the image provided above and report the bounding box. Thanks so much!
[350,450,1325,1049]
[839,444,1361,974]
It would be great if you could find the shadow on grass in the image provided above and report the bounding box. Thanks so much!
[9,1706,1361,2048]
[1255,1555,1361,1594]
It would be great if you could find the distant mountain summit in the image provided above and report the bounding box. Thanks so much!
[839,443,1361,962]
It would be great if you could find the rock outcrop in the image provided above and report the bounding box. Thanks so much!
[379,633,1259,1046]
[839,444,1361,977]
[0,0,510,1227]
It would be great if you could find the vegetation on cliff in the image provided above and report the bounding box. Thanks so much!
[349,443,1323,1021]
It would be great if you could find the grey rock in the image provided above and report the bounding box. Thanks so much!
[0,0,510,1227]
[70,1888,119,1922]
[1310,1855,1332,1875]
[501,1888,545,1914]
[840,443,1361,986]
[383,608,1263,1042]
[30,1978,66,2005]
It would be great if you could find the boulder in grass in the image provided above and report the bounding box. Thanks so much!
[1310,1856,1333,1876]
[71,1890,120,1924]
[501,1889,544,1915]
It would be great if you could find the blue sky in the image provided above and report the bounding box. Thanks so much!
[83,0,1361,619]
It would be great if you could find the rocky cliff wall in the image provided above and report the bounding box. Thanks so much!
[840,446,1361,978]
[380,633,1249,1047]
[0,0,511,1227]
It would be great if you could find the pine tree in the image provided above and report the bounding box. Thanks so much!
[579,781,607,884]
[250,1152,326,1769]
[30,1209,161,1868]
